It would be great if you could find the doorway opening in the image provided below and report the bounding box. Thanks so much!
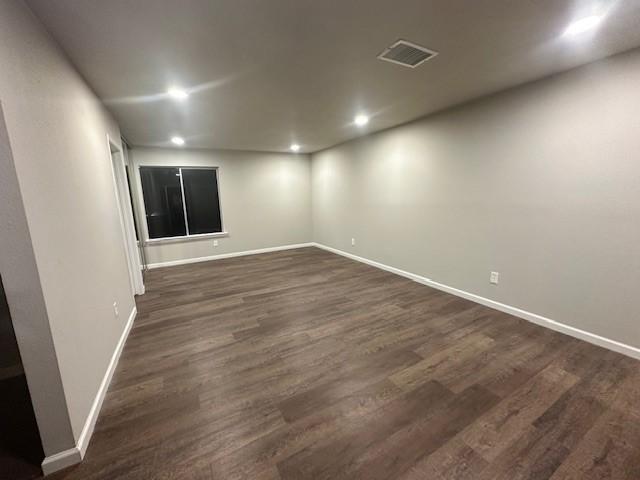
[0,275,44,480]
[109,137,145,295]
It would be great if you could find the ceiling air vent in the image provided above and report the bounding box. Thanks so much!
[377,40,438,68]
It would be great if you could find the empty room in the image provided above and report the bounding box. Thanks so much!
[1,0,639,479]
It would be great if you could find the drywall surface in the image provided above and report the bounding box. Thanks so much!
[0,103,75,456]
[130,148,312,265]
[0,0,134,450]
[312,48,640,349]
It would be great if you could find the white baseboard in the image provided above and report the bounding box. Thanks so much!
[41,306,137,476]
[41,447,82,476]
[77,306,136,456]
[147,243,314,269]
[313,243,640,361]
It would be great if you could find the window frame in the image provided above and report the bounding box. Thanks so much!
[137,165,228,244]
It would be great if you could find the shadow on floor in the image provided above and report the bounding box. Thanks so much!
[0,374,43,480]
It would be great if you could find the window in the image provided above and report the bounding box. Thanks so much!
[139,167,223,240]
[182,169,223,235]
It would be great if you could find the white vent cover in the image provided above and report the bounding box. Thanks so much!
[377,40,438,68]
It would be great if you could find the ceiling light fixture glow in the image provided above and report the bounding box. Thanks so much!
[171,136,185,146]
[167,87,189,100]
[563,15,603,36]
[354,114,369,127]
[290,144,301,152]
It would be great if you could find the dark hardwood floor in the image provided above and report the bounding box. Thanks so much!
[48,247,640,479]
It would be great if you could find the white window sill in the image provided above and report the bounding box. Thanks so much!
[144,231,229,245]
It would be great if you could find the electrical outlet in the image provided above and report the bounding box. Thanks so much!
[351,238,356,246]
[213,239,219,247]
[113,301,119,317]
[490,271,499,285]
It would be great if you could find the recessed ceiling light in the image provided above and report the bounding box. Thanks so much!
[563,15,603,36]
[171,136,185,146]
[167,87,189,100]
[290,144,301,152]
[354,115,369,127]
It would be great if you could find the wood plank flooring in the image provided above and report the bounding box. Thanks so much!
[48,247,640,479]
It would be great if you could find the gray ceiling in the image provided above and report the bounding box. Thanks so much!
[27,0,640,153]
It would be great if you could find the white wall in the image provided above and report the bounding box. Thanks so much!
[312,48,640,351]
[130,147,312,266]
[0,0,134,457]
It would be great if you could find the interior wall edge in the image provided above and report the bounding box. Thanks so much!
[41,305,137,475]
[0,101,75,456]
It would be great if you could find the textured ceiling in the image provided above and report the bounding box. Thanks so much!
[27,0,640,153]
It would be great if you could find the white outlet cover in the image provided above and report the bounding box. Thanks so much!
[351,238,356,246]
[213,239,219,246]
[490,272,499,284]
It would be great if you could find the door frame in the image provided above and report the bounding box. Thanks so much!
[107,135,144,296]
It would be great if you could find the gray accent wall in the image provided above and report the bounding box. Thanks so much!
[130,147,312,266]
[312,48,640,350]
